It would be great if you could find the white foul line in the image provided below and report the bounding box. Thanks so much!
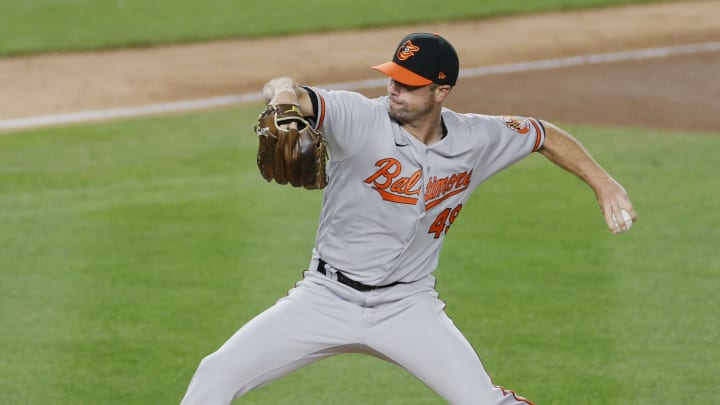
[2,41,719,132]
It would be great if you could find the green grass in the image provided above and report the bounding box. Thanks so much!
[0,0,669,56]
[0,105,718,404]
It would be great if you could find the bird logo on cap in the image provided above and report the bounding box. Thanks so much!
[397,40,420,61]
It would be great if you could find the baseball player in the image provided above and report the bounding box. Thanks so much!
[180,32,636,404]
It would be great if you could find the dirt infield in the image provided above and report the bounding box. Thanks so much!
[1,0,719,132]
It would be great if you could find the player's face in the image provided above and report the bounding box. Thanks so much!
[387,80,450,125]
[386,79,437,124]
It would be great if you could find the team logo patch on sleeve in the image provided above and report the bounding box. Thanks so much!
[501,116,531,134]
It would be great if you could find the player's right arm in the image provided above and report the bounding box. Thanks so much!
[262,76,314,118]
[538,120,637,234]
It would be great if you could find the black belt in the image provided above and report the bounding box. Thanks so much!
[316,258,403,292]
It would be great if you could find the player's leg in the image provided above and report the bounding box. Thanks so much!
[180,272,362,405]
[367,290,533,405]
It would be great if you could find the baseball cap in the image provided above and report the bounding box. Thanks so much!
[372,32,459,86]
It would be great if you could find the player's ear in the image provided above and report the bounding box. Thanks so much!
[434,85,452,102]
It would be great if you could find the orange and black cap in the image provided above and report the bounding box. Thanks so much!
[372,32,459,86]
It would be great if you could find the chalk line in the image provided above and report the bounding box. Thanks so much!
[2,41,719,132]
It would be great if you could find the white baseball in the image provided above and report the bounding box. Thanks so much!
[616,209,633,231]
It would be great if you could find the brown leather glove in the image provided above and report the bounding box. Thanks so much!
[254,104,328,189]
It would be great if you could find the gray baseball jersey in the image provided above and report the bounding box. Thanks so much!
[309,87,544,285]
[180,87,543,405]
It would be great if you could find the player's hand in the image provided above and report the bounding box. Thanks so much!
[595,179,637,234]
[278,120,298,131]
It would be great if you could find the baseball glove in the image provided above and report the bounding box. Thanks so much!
[254,104,328,189]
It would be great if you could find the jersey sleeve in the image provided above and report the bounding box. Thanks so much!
[303,86,385,162]
[495,115,545,153]
[468,114,546,183]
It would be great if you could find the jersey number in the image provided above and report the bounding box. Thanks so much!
[428,204,463,239]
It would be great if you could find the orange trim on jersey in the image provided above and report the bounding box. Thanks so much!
[424,186,469,210]
[373,187,419,205]
[372,61,432,86]
[497,385,535,405]
[317,93,326,130]
[529,118,544,151]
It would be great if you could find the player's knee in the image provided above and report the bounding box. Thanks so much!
[181,353,236,404]
[191,353,231,390]
[194,351,228,382]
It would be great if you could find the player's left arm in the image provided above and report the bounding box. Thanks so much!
[537,120,637,234]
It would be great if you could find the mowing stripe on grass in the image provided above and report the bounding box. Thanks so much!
[2,41,719,133]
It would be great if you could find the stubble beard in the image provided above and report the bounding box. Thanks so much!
[388,98,434,126]
[387,105,409,124]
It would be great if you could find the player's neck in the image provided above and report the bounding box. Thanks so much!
[402,111,444,145]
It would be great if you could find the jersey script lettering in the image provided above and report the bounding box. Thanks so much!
[424,170,472,210]
[364,158,472,210]
[364,158,422,205]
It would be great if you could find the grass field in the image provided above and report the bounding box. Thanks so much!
[1,105,718,404]
[2,0,717,403]
[0,0,667,55]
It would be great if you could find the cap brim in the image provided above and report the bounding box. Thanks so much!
[371,62,432,86]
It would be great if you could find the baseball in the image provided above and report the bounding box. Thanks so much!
[617,209,633,231]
